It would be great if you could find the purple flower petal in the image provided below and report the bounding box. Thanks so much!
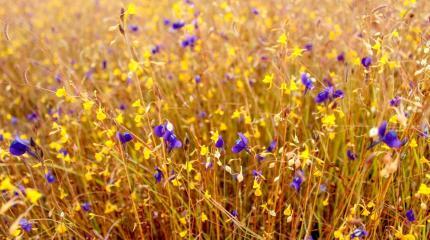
[378,121,387,139]
[315,88,330,103]
[215,136,224,148]
[154,125,166,137]
[9,138,30,156]
[382,130,403,148]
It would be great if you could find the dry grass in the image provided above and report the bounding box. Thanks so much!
[0,0,429,239]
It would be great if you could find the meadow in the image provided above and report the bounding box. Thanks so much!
[0,0,430,239]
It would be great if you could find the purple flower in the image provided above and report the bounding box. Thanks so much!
[319,184,327,192]
[19,218,32,232]
[231,210,238,217]
[301,73,314,94]
[251,7,259,15]
[266,140,277,152]
[172,21,185,30]
[333,89,344,98]
[117,132,133,144]
[215,135,224,148]
[55,74,62,83]
[154,124,166,137]
[198,111,207,119]
[421,125,429,138]
[181,35,197,48]
[163,18,171,25]
[59,148,68,156]
[231,133,248,153]
[315,86,344,104]
[361,56,372,68]
[195,75,201,84]
[102,60,107,69]
[315,88,330,103]
[151,45,160,55]
[350,228,368,239]
[164,131,182,151]
[291,176,303,191]
[26,112,38,122]
[252,170,262,178]
[377,121,404,148]
[256,153,265,162]
[406,209,415,222]
[290,170,304,191]
[82,202,91,212]
[128,24,139,32]
[347,149,357,160]
[390,96,401,107]
[45,172,56,183]
[9,138,30,156]
[304,43,313,51]
[337,52,345,62]
[154,123,182,151]
[119,104,127,110]
[154,167,163,183]
[11,116,18,125]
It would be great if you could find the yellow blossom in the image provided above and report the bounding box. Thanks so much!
[201,212,208,222]
[409,138,417,148]
[96,108,107,121]
[321,114,336,127]
[143,147,151,159]
[56,87,66,98]
[417,183,430,195]
[200,145,209,156]
[277,33,287,45]
[104,201,118,214]
[56,222,68,234]
[26,188,42,204]
[83,100,94,111]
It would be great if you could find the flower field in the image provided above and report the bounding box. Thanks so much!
[0,0,430,239]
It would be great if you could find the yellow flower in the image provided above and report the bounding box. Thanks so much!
[409,138,418,148]
[361,208,370,216]
[56,87,66,98]
[56,222,68,234]
[254,187,262,197]
[262,73,274,88]
[96,108,107,121]
[283,204,292,216]
[200,145,209,156]
[194,172,201,181]
[321,114,336,127]
[115,113,124,124]
[26,188,42,204]
[184,161,193,173]
[231,109,241,119]
[211,131,219,142]
[334,230,344,239]
[290,46,304,59]
[104,201,118,214]
[126,3,137,15]
[179,230,187,238]
[83,100,94,111]
[0,177,15,191]
[417,183,430,195]
[143,147,151,160]
[179,217,187,225]
[201,212,208,222]
[128,59,140,72]
[322,197,329,206]
[204,190,211,199]
[277,33,287,45]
